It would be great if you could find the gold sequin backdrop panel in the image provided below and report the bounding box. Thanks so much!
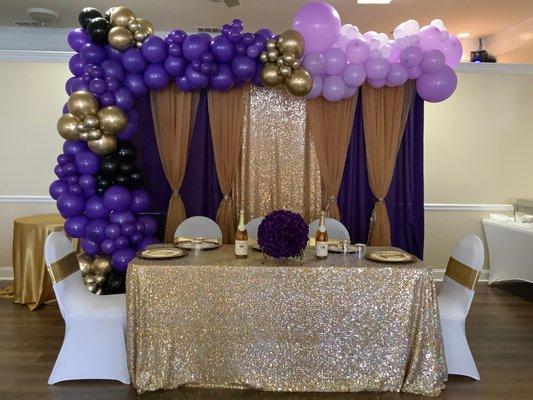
[235,86,322,222]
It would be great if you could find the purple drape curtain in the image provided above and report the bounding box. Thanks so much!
[338,91,424,259]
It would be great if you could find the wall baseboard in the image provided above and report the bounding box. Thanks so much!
[0,267,13,281]
[0,195,55,203]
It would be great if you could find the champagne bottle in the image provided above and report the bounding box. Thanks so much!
[235,210,248,259]
[315,211,328,259]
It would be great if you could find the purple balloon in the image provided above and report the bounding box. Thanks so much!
[105,223,122,239]
[343,85,358,99]
[64,215,89,238]
[228,28,243,44]
[114,236,130,250]
[141,36,168,64]
[306,74,323,99]
[79,174,95,189]
[99,92,116,106]
[115,87,134,111]
[84,188,96,198]
[75,151,100,175]
[116,115,139,141]
[57,193,85,218]
[136,236,159,251]
[176,75,192,91]
[122,222,136,237]
[183,34,210,61]
[400,46,424,68]
[235,43,246,56]
[130,232,143,245]
[416,65,457,103]
[112,248,136,271]
[202,52,214,62]
[242,32,255,46]
[231,55,257,80]
[386,62,409,87]
[185,65,209,89]
[67,28,90,52]
[89,77,106,94]
[86,218,108,243]
[105,44,123,61]
[85,195,109,219]
[143,64,170,90]
[69,184,83,195]
[368,78,386,88]
[66,175,79,185]
[365,58,390,80]
[420,49,445,74]
[210,64,234,91]
[138,216,158,236]
[135,222,145,234]
[408,66,422,79]
[110,210,136,226]
[164,56,187,77]
[69,54,84,77]
[418,25,443,51]
[324,47,347,75]
[57,154,72,165]
[121,48,148,74]
[123,73,148,97]
[49,179,69,200]
[256,28,274,39]
[102,60,125,82]
[291,1,341,54]
[63,140,88,157]
[128,189,151,213]
[302,52,325,75]
[104,186,132,212]
[168,43,183,57]
[62,162,77,176]
[81,238,100,256]
[342,63,366,87]
[246,45,260,58]
[54,165,65,178]
[211,35,235,63]
[322,75,345,102]
[79,43,106,65]
[70,77,90,92]
[345,38,370,64]
[170,29,187,44]
[101,239,116,254]
[62,103,69,114]
[436,36,463,68]
[89,65,104,78]
[105,77,119,92]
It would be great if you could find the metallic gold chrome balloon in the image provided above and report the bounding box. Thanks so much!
[266,39,277,51]
[86,282,97,293]
[76,122,87,132]
[277,30,305,59]
[57,113,81,140]
[137,18,154,35]
[278,65,292,78]
[110,6,136,27]
[94,273,106,286]
[87,129,102,141]
[135,41,143,48]
[291,60,301,70]
[84,273,95,285]
[285,67,313,97]
[134,29,149,42]
[127,19,141,33]
[83,115,100,130]
[283,52,296,65]
[261,63,284,88]
[266,49,278,62]
[108,26,134,51]
[92,256,113,275]
[97,106,127,133]
[259,51,268,64]
[79,131,91,141]
[68,91,99,119]
[276,57,285,67]
[88,134,117,155]
[78,254,94,275]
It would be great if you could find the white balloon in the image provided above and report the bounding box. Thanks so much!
[379,44,392,59]
[431,19,445,30]
[363,31,378,42]
[407,34,420,45]
[336,34,351,49]
[341,24,360,39]
[393,27,405,40]
[377,33,389,45]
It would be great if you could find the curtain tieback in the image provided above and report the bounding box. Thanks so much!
[223,194,231,201]
[172,190,181,198]
[376,197,385,203]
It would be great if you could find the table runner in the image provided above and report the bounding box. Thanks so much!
[126,246,446,395]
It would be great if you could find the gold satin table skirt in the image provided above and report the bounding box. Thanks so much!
[126,246,446,395]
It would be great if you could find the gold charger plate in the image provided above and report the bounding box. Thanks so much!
[365,250,415,263]
[138,247,187,259]
[175,240,220,250]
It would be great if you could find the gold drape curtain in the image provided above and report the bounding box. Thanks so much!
[150,85,199,242]
[362,81,415,246]
[208,85,249,244]
[306,94,357,219]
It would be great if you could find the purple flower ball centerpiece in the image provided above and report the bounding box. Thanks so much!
[257,210,309,260]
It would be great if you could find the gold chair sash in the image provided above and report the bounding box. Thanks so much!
[445,257,480,291]
[47,252,79,284]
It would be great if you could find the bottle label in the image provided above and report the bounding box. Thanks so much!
[316,241,328,257]
[235,240,248,256]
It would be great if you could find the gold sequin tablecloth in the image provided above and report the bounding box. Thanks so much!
[126,246,447,395]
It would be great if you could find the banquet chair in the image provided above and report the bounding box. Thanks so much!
[438,234,484,380]
[308,218,350,241]
[246,217,264,240]
[44,231,130,385]
[174,216,223,242]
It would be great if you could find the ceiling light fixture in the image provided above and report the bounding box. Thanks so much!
[457,32,472,38]
[357,0,392,4]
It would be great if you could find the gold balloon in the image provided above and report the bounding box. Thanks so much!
[86,282,97,293]
[291,59,301,70]
[276,57,285,67]
[88,134,117,155]
[135,41,143,49]
[277,30,305,59]
[261,63,284,88]
[108,26,134,51]
[285,67,313,97]
[127,19,141,33]
[83,115,100,130]
[68,91,99,119]
[137,18,154,35]
[134,29,149,42]
[266,39,277,50]
[78,254,94,275]
[267,49,279,62]
[94,274,107,286]
[95,287,105,295]
[97,106,127,133]
[84,273,95,285]
[79,131,91,141]
[87,129,102,141]
[259,51,268,64]
[76,122,87,132]
[92,256,113,275]
[283,53,296,66]
[278,65,292,78]
[57,113,80,140]
[110,6,136,27]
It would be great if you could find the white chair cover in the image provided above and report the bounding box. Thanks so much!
[308,218,350,241]
[246,217,263,240]
[44,231,130,384]
[438,234,484,380]
[174,216,222,242]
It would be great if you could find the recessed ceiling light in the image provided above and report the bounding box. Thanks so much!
[357,0,392,4]
[457,32,471,38]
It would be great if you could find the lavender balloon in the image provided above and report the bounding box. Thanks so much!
[408,66,422,79]
[322,75,345,102]
[386,62,409,87]
[306,75,323,99]
[324,47,347,75]
[416,65,457,102]
[420,49,445,74]
[418,25,443,51]
[368,78,386,88]
[345,38,370,64]
[303,52,325,75]
[365,58,390,80]
[342,63,366,87]
[436,36,463,68]
[400,46,424,68]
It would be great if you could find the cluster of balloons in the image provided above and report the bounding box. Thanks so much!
[58,90,127,155]
[107,6,154,51]
[96,141,144,194]
[292,1,461,102]
[78,7,112,45]
[78,253,113,294]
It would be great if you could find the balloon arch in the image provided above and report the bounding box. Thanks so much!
[51,2,461,293]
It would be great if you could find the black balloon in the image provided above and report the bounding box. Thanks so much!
[87,17,111,45]
[104,7,114,22]
[100,156,119,178]
[119,160,136,175]
[115,174,128,186]
[105,272,126,294]
[78,7,102,29]
[116,141,137,162]
[128,169,144,189]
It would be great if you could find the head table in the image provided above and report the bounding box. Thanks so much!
[126,245,446,395]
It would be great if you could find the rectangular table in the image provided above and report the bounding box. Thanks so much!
[126,246,446,395]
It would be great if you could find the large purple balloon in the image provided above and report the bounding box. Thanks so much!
[322,75,345,102]
[211,35,235,63]
[302,52,325,75]
[79,43,106,65]
[75,151,100,175]
[104,186,132,212]
[81,237,100,256]
[115,87,134,111]
[210,64,234,91]
[64,215,89,238]
[49,179,69,200]
[416,65,458,103]
[130,189,151,213]
[86,218,108,244]
[124,73,148,97]
[143,64,170,90]
[85,195,109,219]
[185,65,209,89]
[400,46,424,68]
[183,34,209,61]
[386,62,409,87]
[420,49,445,74]
[342,63,366,87]
[121,48,148,74]
[138,216,158,236]
[232,56,257,81]
[164,56,187,77]
[68,28,91,52]
[136,236,159,251]
[57,193,85,218]
[69,54,84,77]
[112,248,136,271]
[324,47,347,75]
[141,36,168,64]
[109,210,136,225]
[418,25,443,51]
[365,58,390,80]
[436,36,463,68]
[291,2,341,54]
[63,140,88,156]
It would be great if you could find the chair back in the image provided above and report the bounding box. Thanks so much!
[44,231,93,319]
[246,217,263,240]
[308,217,350,241]
[441,234,484,315]
[174,216,222,243]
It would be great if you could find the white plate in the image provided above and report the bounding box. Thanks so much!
[175,240,220,250]
[138,247,187,259]
[366,251,414,263]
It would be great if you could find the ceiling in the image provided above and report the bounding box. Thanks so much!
[1,0,533,61]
